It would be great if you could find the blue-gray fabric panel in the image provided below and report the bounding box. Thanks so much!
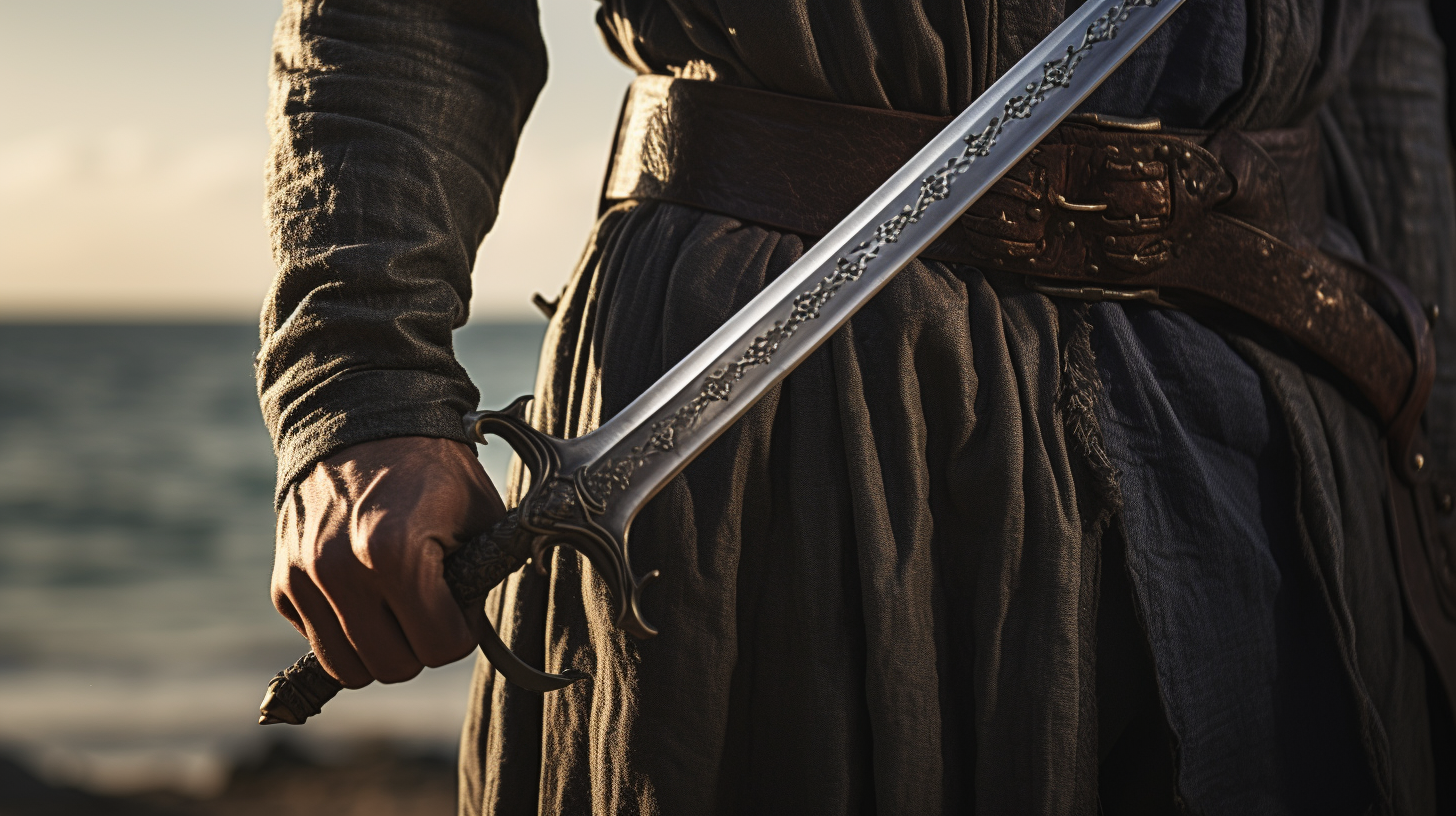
[1089,302,1371,814]
[1081,0,1247,128]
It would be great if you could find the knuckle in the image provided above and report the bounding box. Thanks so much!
[270,588,295,618]
[277,563,310,590]
[354,517,417,572]
[367,513,414,543]
[357,533,403,570]
[312,539,359,580]
[271,578,307,626]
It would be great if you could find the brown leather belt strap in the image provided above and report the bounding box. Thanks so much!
[604,75,1432,433]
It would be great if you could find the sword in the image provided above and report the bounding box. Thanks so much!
[259,0,1184,725]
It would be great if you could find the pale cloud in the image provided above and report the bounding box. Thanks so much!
[0,129,260,205]
[0,129,273,319]
[0,133,84,197]
[0,123,621,321]
[0,0,633,321]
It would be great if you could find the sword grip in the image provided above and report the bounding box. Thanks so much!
[258,396,592,727]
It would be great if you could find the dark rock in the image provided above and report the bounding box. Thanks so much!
[0,754,183,816]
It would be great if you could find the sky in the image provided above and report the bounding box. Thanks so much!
[0,1,634,321]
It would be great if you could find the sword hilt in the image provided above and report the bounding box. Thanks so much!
[259,395,638,726]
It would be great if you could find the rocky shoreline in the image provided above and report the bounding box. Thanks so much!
[0,740,456,816]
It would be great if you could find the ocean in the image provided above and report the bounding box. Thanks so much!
[0,321,547,797]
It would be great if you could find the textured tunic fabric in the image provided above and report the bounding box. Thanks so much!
[258,0,1456,813]
[1090,305,1373,813]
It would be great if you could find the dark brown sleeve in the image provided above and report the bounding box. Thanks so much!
[260,0,547,504]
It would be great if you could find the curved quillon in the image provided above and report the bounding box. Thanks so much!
[464,398,659,643]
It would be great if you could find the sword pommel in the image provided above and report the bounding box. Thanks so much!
[258,652,342,725]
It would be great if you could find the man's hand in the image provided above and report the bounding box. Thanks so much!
[271,436,506,688]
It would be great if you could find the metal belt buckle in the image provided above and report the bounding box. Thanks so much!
[1024,276,1177,309]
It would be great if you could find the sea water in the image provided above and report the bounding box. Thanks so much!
[0,321,546,795]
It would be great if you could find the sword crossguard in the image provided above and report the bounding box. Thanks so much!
[259,395,656,726]
[458,397,659,641]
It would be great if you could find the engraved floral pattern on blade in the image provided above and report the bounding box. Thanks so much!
[582,0,1160,507]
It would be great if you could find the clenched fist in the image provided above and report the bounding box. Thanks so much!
[271,436,506,688]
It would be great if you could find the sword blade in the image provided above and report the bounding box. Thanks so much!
[560,0,1185,534]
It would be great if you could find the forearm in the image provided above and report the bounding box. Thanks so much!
[259,0,547,504]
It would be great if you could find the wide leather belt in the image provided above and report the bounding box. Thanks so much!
[603,76,1434,449]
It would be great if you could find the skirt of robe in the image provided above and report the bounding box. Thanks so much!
[457,200,1441,816]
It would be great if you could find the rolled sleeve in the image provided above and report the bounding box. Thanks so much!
[259,0,548,504]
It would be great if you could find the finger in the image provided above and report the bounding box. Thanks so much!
[328,590,426,684]
[271,492,308,637]
[276,489,373,686]
[313,533,426,684]
[283,566,374,688]
[384,547,477,669]
[348,493,477,669]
